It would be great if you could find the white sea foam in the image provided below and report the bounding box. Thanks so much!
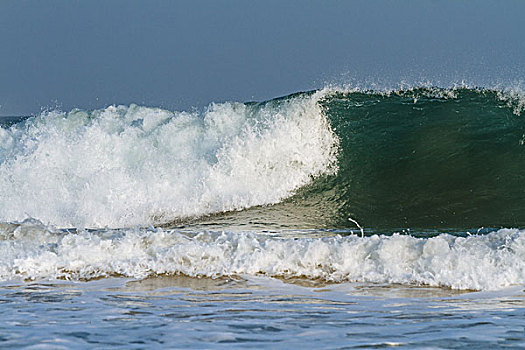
[1,220,524,290]
[497,82,525,115]
[322,81,525,115]
[0,92,338,227]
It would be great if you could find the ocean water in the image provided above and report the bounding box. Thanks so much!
[1,86,525,348]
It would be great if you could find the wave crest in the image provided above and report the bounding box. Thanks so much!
[0,93,338,227]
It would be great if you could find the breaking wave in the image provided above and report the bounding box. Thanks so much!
[1,219,524,290]
[0,91,337,227]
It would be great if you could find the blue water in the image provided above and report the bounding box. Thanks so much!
[0,277,523,349]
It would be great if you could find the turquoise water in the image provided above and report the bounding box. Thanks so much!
[1,86,525,347]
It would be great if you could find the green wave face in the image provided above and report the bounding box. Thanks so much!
[298,88,525,231]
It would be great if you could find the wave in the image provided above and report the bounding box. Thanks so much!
[1,219,524,290]
[1,85,525,231]
[0,92,338,228]
[2,85,525,291]
[304,85,525,230]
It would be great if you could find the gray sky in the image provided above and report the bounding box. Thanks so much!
[1,0,524,116]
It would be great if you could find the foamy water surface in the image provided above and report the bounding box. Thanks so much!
[1,86,525,348]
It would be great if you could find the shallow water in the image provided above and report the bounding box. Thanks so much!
[0,277,523,349]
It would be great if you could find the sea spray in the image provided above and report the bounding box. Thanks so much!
[1,219,524,290]
[0,92,338,227]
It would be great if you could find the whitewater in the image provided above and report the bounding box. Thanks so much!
[0,91,338,228]
[1,85,524,348]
